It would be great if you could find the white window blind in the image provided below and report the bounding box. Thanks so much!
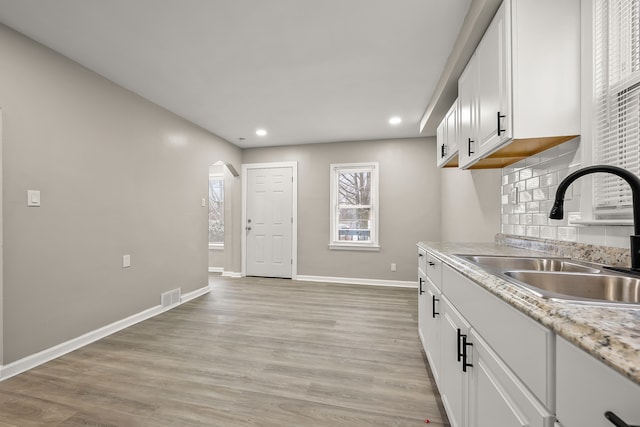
[594,0,640,217]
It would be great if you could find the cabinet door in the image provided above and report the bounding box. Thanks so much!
[556,337,640,427]
[436,118,447,167]
[440,296,470,427]
[418,273,428,353]
[417,249,428,353]
[458,53,477,169]
[445,99,458,157]
[468,330,553,427]
[424,279,442,385]
[475,0,511,155]
[437,99,459,167]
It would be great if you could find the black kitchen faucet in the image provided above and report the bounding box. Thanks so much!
[549,165,640,271]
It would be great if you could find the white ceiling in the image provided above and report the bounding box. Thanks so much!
[0,0,471,148]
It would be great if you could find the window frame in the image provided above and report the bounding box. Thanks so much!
[582,0,640,223]
[208,173,225,250]
[329,162,380,251]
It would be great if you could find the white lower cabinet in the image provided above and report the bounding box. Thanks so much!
[440,296,470,427]
[418,254,554,427]
[417,255,428,352]
[424,279,442,384]
[468,329,553,427]
[418,248,443,384]
[556,336,640,427]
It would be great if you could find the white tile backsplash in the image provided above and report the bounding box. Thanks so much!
[502,138,584,244]
[500,138,632,249]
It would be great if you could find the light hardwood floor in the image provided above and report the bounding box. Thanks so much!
[0,275,449,426]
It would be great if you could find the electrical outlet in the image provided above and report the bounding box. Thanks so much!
[123,254,131,268]
[391,263,397,272]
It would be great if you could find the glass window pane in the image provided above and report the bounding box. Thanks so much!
[338,207,371,241]
[338,172,371,205]
[209,178,224,244]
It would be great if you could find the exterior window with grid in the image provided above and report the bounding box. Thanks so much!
[208,176,224,248]
[593,0,640,218]
[329,163,379,251]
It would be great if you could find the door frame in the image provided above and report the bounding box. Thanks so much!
[0,108,3,365]
[241,161,298,279]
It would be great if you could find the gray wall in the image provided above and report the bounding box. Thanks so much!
[242,137,441,282]
[0,24,242,363]
[440,168,501,242]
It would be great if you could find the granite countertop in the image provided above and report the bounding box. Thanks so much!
[418,241,640,385]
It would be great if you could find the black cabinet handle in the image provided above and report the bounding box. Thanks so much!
[462,335,473,372]
[441,144,446,158]
[418,253,424,257]
[457,328,464,362]
[432,295,439,318]
[605,411,640,427]
[428,261,435,267]
[497,112,506,136]
[468,138,474,156]
[419,277,425,295]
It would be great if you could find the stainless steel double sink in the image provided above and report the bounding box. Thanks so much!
[457,255,640,307]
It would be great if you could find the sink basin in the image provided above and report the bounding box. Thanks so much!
[504,271,640,305]
[460,255,601,273]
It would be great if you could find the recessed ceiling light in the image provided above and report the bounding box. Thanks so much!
[256,129,267,136]
[389,116,402,125]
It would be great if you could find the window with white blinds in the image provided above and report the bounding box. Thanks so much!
[593,0,640,217]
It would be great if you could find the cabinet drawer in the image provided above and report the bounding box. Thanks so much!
[426,251,442,290]
[418,247,427,275]
[443,264,553,409]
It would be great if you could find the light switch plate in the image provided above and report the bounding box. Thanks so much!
[27,190,41,207]
[123,254,131,268]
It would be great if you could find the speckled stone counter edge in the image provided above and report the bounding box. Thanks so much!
[417,240,640,386]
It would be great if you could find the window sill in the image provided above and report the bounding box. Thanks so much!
[570,219,633,227]
[209,243,224,250]
[329,243,380,252]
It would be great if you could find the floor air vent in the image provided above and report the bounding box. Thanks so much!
[161,288,181,307]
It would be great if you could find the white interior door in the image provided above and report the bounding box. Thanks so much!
[245,166,293,278]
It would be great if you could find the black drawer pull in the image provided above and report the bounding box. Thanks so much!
[497,111,506,136]
[428,261,435,267]
[457,328,464,362]
[468,138,474,156]
[432,295,439,318]
[419,277,425,295]
[605,411,640,427]
[462,335,473,372]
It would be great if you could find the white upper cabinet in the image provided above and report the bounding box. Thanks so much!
[475,3,510,155]
[457,54,477,168]
[458,0,580,169]
[437,99,459,168]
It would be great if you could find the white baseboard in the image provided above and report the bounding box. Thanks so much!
[208,267,224,273]
[181,284,211,303]
[0,283,211,382]
[296,275,416,288]
[221,271,242,278]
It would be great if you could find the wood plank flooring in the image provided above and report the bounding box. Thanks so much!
[0,275,449,426]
